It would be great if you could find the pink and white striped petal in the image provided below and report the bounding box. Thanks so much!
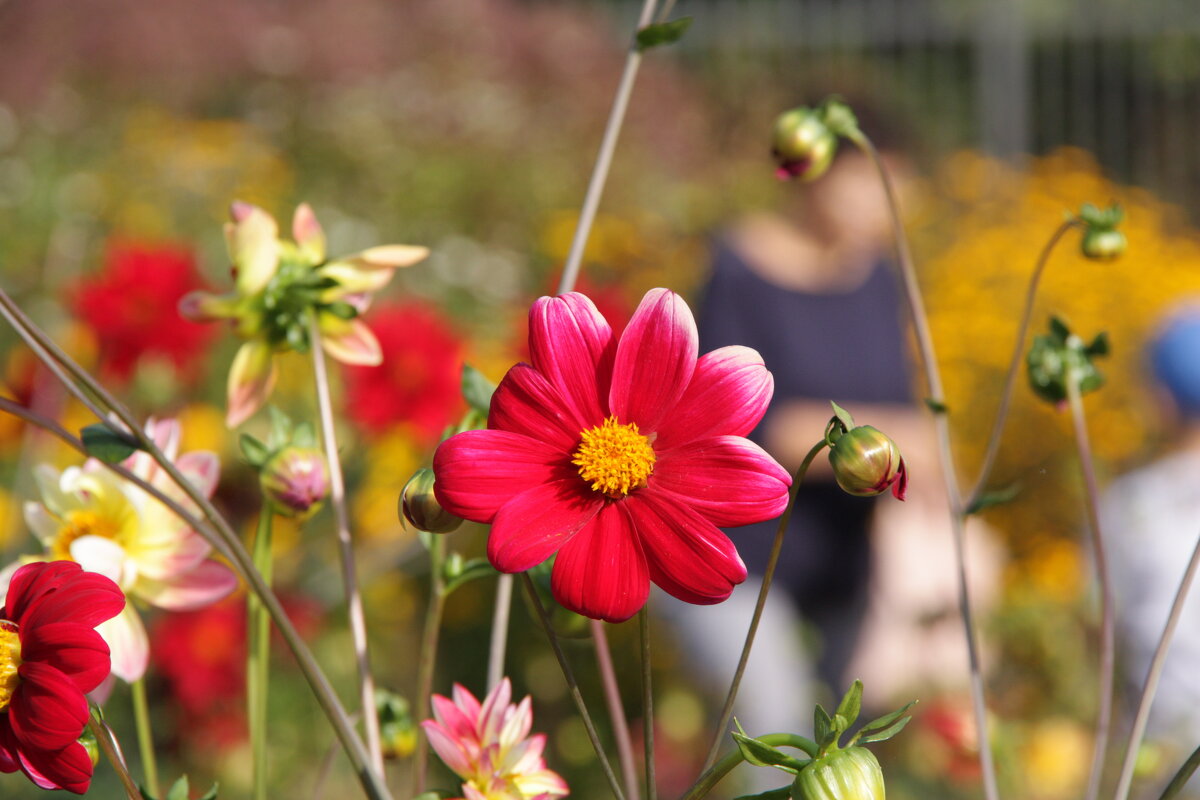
[135,560,238,611]
[226,340,278,428]
[654,345,775,451]
[96,606,149,683]
[319,317,383,366]
[609,288,698,434]
[292,203,327,263]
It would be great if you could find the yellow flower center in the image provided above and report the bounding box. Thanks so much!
[0,620,20,712]
[572,417,656,499]
[50,509,125,562]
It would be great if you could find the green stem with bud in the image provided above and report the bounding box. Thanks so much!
[1066,373,1115,800]
[682,733,818,800]
[88,714,141,800]
[248,506,275,800]
[130,678,159,799]
[522,573,628,800]
[848,132,1000,800]
[1112,550,1200,796]
[0,292,392,800]
[701,439,828,771]
[965,219,1081,508]
[309,314,385,779]
[412,534,447,796]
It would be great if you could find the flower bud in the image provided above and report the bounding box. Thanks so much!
[792,747,885,800]
[400,468,463,533]
[260,447,329,518]
[828,426,907,500]
[771,107,838,182]
[1080,228,1126,261]
[77,728,100,769]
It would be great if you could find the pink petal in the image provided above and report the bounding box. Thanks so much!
[131,528,211,581]
[488,364,582,451]
[652,436,792,527]
[292,202,327,262]
[422,721,473,778]
[136,560,238,611]
[528,293,615,429]
[177,290,240,323]
[176,451,220,499]
[451,683,482,722]
[478,678,512,744]
[320,317,383,366]
[609,289,698,434]
[432,694,478,741]
[9,661,89,751]
[498,695,533,749]
[626,490,747,604]
[226,202,280,295]
[433,430,575,524]
[550,502,649,622]
[487,480,603,573]
[97,606,148,683]
[19,622,111,694]
[227,340,278,428]
[343,244,430,270]
[654,346,775,451]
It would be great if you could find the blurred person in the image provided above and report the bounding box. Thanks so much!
[1104,307,1200,755]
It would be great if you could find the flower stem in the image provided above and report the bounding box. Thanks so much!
[701,439,827,771]
[965,219,1080,508]
[412,534,447,796]
[680,733,818,800]
[1157,742,1200,800]
[521,573,627,800]
[0,296,392,799]
[1114,527,1200,800]
[248,506,274,800]
[308,314,385,778]
[130,678,159,799]
[592,619,641,800]
[486,573,514,693]
[849,133,1000,800]
[640,608,657,800]
[88,714,141,800]
[1065,375,1115,800]
[555,0,659,295]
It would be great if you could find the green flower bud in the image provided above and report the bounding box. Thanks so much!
[772,107,838,182]
[1080,228,1126,261]
[792,746,885,800]
[1026,317,1108,404]
[260,446,329,518]
[376,689,417,760]
[77,727,100,769]
[400,468,463,533]
[828,426,907,500]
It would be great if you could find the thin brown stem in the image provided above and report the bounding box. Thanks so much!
[1114,527,1200,800]
[701,439,827,770]
[965,220,1080,508]
[521,573,627,800]
[640,608,657,800]
[851,134,999,800]
[88,715,141,800]
[1067,377,1115,800]
[412,535,447,796]
[592,619,641,800]
[309,315,384,777]
[487,573,514,693]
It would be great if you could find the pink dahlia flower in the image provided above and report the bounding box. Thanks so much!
[434,288,791,622]
[422,678,568,800]
[0,561,125,793]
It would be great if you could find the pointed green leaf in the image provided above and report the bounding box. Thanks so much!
[829,401,856,431]
[239,433,271,467]
[813,704,832,745]
[731,732,806,774]
[1087,331,1110,356]
[166,776,190,800]
[857,700,917,735]
[267,406,293,448]
[323,301,358,320]
[197,783,220,800]
[855,713,913,745]
[965,483,1021,515]
[292,421,317,448]
[81,424,141,464]
[461,364,497,415]
[1049,315,1071,343]
[835,680,863,726]
[635,17,692,50]
[924,397,948,414]
[733,787,792,800]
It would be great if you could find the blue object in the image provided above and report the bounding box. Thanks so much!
[1152,310,1200,417]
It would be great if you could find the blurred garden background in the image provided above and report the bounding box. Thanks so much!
[1,0,1200,798]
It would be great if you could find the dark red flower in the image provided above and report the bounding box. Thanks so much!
[0,561,125,793]
[343,303,464,442]
[71,240,215,381]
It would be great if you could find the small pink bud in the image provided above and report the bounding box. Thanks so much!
[261,447,329,517]
[828,425,907,500]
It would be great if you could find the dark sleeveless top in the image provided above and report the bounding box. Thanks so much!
[696,239,912,605]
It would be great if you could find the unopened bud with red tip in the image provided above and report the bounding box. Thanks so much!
[401,468,463,533]
[260,446,329,518]
[771,107,838,182]
[828,425,907,500]
[792,746,885,800]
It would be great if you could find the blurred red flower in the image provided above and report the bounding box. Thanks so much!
[343,303,464,442]
[71,240,215,381]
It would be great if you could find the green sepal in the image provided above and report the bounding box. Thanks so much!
[1049,315,1071,343]
[835,680,863,728]
[734,786,792,800]
[323,301,358,320]
[854,714,913,745]
[635,17,693,50]
[732,722,809,774]
[813,704,833,748]
[267,406,293,448]
[292,421,317,449]
[819,97,862,141]
[461,364,497,415]
[1026,316,1108,404]
[1087,331,1110,357]
[81,423,141,464]
[1078,202,1123,230]
[239,433,271,467]
[849,700,917,747]
[965,483,1021,515]
[924,397,948,414]
[444,558,497,595]
[829,401,856,430]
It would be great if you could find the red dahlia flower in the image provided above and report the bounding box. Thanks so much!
[0,561,125,793]
[434,289,791,622]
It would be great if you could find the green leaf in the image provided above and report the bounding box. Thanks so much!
[857,700,917,736]
[731,732,806,774]
[855,713,913,745]
[829,401,856,431]
[1049,315,1071,343]
[267,406,293,448]
[835,680,863,727]
[924,397,948,414]
[444,558,498,595]
[197,783,220,800]
[81,424,141,464]
[293,421,317,448]
[813,704,832,746]
[965,483,1021,515]
[1087,331,1110,357]
[733,787,792,800]
[461,364,497,415]
[239,433,271,467]
[635,17,692,50]
[166,776,190,800]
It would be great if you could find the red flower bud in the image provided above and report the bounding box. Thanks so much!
[828,425,907,500]
[261,447,329,517]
